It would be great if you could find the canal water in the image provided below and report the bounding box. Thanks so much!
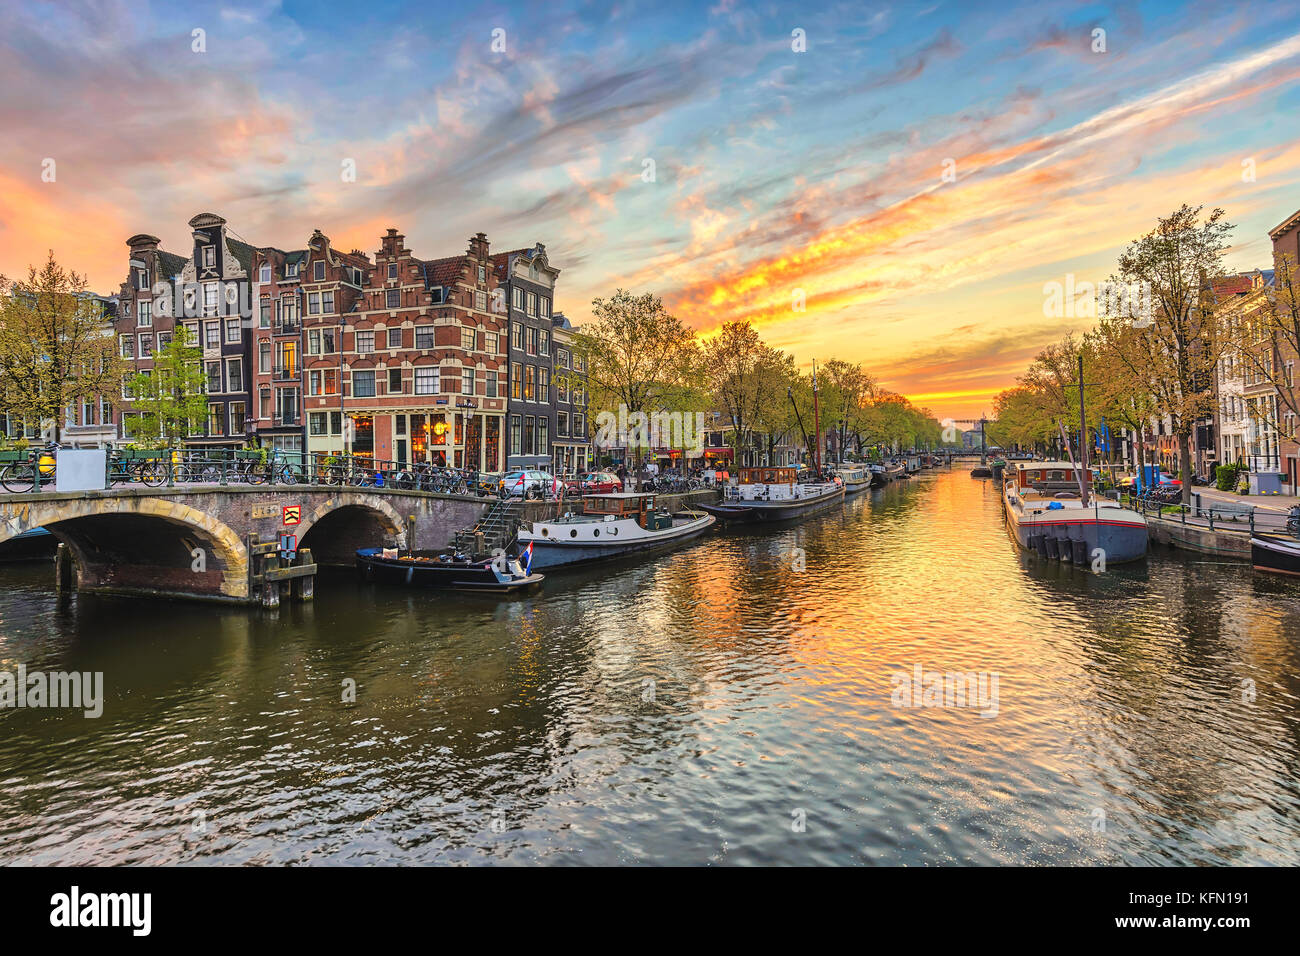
[1,467,1298,865]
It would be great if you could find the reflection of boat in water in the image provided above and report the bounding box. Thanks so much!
[700,466,844,523]
[1250,533,1300,577]
[517,493,715,568]
[832,464,872,495]
[1003,461,1147,563]
[356,548,543,592]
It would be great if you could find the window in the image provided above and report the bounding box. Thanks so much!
[259,263,271,282]
[388,262,397,279]
[558,411,569,436]
[230,402,246,435]
[286,262,298,278]
[330,412,342,435]
[277,388,300,424]
[308,369,339,396]
[137,268,149,290]
[573,413,584,437]
[527,327,538,355]
[308,329,321,355]
[389,368,402,394]
[322,329,336,354]
[206,361,222,393]
[461,327,475,350]
[307,292,320,315]
[205,322,220,349]
[540,330,549,355]
[225,317,240,343]
[120,335,134,359]
[386,289,400,310]
[556,347,569,369]
[538,417,548,456]
[280,295,297,324]
[158,331,172,350]
[511,363,523,400]
[524,416,535,456]
[463,369,475,395]
[208,403,224,435]
[527,292,537,315]
[415,326,435,349]
[226,358,243,392]
[513,287,523,311]
[138,333,153,357]
[511,323,523,350]
[260,341,271,373]
[314,260,325,281]
[138,300,152,327]
[259,387,272,419]
[309,412,328,436]
[415,367,439,395]
[203,246,216,268]
[557,376,570,403]
[478,265,486,283]
[353,370,376,397]
[277,341,298,376]
[524,364,536,401]
[511,415,521,456]
[322,290,334,314]
[475,290,486,312]
[356,330,375,353]
[203,283,219,316]
[485,332,497,355]
[540,297,550,318]
[260,298,271,327]
[538,367,549,401]
[486,372,498,398]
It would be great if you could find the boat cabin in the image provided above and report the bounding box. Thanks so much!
[1012,461,1090,499]
[582,493,672,530]
[738,467,798,485]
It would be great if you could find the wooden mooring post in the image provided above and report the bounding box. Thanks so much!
[54,542,74,592]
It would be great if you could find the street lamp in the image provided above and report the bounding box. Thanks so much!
[456,397,477,470]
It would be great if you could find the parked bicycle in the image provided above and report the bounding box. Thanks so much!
[0,442,60,494]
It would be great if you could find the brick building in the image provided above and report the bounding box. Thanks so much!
[551,312,590,474]
[299,229,508,471]
[116,213,258,448]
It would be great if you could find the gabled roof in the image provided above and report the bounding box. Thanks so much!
[158,251,188,278]
[425,255,465,287]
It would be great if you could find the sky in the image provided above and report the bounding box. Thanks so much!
[2,0,1300,422]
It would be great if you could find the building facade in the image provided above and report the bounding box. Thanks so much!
[494,244,559,471]
[116,213,258,448]
[551,312,590,474]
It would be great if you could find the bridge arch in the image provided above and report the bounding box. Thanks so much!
[295,494,407,565]
[0,496,248,600]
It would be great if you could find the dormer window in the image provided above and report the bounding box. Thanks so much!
[259,263,271,282]
[202,246,216,268]
[136,268,149,290]
[314,260,325,281]
[286,263,298,278]
[352,267,364,286]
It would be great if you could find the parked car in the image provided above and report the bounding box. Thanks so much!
[1118,470,1181,490]
[562,471,623,496]
[499,469,564,498]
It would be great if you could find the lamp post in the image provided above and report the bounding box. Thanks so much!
[456,397,477,470]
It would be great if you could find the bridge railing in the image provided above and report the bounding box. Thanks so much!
[0,448,577,501]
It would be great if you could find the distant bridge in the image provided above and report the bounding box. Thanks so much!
[0,485,489,604]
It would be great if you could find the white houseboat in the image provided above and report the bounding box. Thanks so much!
[517,493,715,569]
[1004,461,1147,563]
[699,466,845,522]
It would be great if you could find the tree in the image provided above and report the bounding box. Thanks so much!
[701,320,796,466]
[818,359,876,462]
[1103,204,1233,502]
[0,251,124,442]
[125,325,207,447]
[564,289,696,466]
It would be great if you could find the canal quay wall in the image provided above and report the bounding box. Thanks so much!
[1145,514,1251,557]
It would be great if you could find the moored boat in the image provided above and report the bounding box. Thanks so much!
[699,466,845,522]
[1003,461,1147,563]
[832,463,872,495]
[1250,533,1300,577]
[517,493,715,568]
[356,547,543,591]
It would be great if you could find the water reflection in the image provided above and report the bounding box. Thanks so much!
[0,469,1298,864]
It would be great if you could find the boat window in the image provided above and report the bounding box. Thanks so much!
[593,528,600,537]
[570,529,578,538]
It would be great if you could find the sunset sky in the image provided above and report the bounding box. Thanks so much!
[3,0,1300,421]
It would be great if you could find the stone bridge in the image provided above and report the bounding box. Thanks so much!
[0,485,492,604]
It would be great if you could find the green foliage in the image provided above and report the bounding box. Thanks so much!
[125,325,207,448]
[1215,463,1242,492]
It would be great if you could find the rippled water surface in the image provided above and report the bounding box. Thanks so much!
[2,467,1299,865]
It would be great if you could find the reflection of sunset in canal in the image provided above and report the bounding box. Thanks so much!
[1,468,1298,865]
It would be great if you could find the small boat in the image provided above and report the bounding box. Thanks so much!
[1250,533,1300,577]
[867,464,889,487]
[970,465,993,478]
[699,466,844,523]
[517,493,715,568]
[1003,461,1147,563]
[832,463,872,495]
[356,547,543,591]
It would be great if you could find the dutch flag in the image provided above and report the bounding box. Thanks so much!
[522,541,534,576]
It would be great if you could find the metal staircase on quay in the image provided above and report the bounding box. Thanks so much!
[452,499,523,556]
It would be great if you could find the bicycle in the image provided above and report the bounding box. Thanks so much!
[0,443,59,494]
